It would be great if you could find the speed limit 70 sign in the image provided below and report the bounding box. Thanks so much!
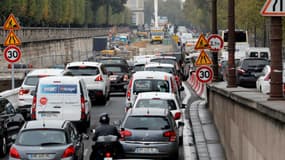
[196,65,213,83]
[3,45,22,63]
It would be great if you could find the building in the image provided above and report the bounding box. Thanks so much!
[126,0,144,25]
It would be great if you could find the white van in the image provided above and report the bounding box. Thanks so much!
[246,47,271,60]
[31,76,91,132]
[125,71,181,111]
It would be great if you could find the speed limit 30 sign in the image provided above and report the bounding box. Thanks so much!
[3,45,22,63]
[196,65,213,83]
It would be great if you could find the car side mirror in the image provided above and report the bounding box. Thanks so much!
[181,104,186,109]
[178,121,184,127]
[179,86,184,91]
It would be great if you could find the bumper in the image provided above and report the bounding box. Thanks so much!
[238,76,257,86]
[120,141,178,159]
[88,89,105,100]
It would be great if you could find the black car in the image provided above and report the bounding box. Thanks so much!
[94,57,129,68]
[236,57,269,87]
[0,96,25,157]
[103,64,130,92]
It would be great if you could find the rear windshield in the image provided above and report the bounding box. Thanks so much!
[40,84,77,94]
[124,116,170,130]
[134,64,145,72]
[133,79,169,93]
[145,67,174,74]
[150,59,176,65]
[64,66,99,76]
[242,59,268,68]
[104,66,128,73]
[17,130,66,146]
[135,99,177,110]
[99,59,127,65]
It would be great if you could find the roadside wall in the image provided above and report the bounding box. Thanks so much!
[208,82,285,160]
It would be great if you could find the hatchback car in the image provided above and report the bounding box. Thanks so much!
[236,58,269,87]
[9,120,87,160]
[64,61,110,105]
[119,108,183,159]
[133,92,185,142]
[17,69,64,120]
[0,96,25,157]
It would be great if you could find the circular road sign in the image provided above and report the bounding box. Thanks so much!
[196,65,213,83]
[3,45,22,63]
[208,34,224,52]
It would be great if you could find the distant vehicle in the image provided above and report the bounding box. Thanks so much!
[119,108,183,159]
[18,68,64,120]
[236,58,269,87]
[31,76,91,132]
[150,30,164,44]
[95,57,129,68]
[9,120,88,160]
[246,47,271,60]
[0,96,25,157]
[64,61,110,105]
[219,29,249,51]
[256,65,271,94]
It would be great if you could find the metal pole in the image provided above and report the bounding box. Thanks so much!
[227,0,237,87]
[211,0,219,81]
[11,63,15,89]
[269,17,284,100]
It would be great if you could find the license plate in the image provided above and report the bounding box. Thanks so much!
[28,153,54,159]
[41,113,58,118]
[104,158,113,160]
[135,147,158,153]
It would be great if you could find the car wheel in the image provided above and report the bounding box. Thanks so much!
[0,136,7,157]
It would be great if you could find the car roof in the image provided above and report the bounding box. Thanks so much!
[27,68,64,76]
[23,120,68,130]
[128,108,169,117]
[38,76,81,84]
[132,71,173,79]
[145,63,174,68]
[66,61,101,67]
[137,92,176,100]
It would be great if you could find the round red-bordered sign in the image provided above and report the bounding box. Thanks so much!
[3,45,22,63]
[40,97,48,105]
[196,65,213,83]
[207,34,224,52]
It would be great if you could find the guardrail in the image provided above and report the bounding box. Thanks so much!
[0,88,20,108]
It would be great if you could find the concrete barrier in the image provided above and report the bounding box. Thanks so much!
[187,72,207,100]
[0,88,20,108]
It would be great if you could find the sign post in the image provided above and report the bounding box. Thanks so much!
[3,13,21,89]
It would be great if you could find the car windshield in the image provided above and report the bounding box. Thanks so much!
[64,66,99,76]
[104,66,128,73]
[100,59,126,65]
[133,79,170,93]
[145,67,174,74]
[134,64,145,72]
[124,116,170,130]
[136,99,177,110]
[17,130,67,146]
[24,75,49,86]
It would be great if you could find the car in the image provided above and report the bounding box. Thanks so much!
[103,63,130,92]
[125,71,181,111]
[0,96,25,157]
[236,58,269,87]
[31,76,91,132]
[64,61,110,105]
[119,108,183,159]
[132,92,185,142]
[256,65,271,94]
[9,120,87,160]
[17,68,64,120]
[218,59,240,81]
[94,57,129,68]
[132,61,146,73]
[149,56,183,78]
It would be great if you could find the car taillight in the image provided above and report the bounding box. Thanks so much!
[61,146,75,158]
[10,147,20,159]
[120,130,132,141]
[105,152,111,157]
[237,68,245,74]
[19,88,29,95]
[163,131,176,142]
[127,90,131,101]
[81,97,86,120]
[174,112,181,120]
[123,74,128,81]
[31,96,37,120]
[95,75,103,81]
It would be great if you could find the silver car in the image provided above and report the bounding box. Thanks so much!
[9,120,87,160]
[119,108,183,159]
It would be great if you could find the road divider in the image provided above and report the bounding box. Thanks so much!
[187,72,207,100]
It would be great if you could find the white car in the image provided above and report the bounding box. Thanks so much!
[64,61,110,105]
[256,65,271,94]
[125,71,180,111]
[18,68,64,119]
[133,92,185,142]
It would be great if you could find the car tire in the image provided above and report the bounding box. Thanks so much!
[0,136,7,157]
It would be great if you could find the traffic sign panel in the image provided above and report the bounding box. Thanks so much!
[3,45,22,63]
[194,34,210,50]
[196,65,213,83]
[3,13,21,30]
[195,50,213,66]
[261,0,285,16]
[208,34,224,51]
[4,30,21,46]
